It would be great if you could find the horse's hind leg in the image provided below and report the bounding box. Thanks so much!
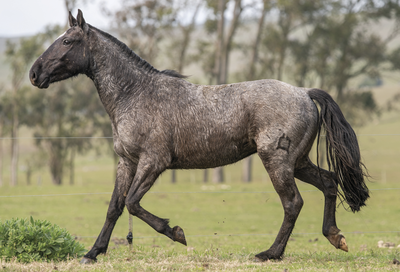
[124,158,187,246]
[294,157,348,252]
[81,159,137,263]
[255,151,304,261]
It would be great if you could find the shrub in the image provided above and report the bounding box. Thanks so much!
[0,217,86,263]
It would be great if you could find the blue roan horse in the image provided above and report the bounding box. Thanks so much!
[29,10,369,263]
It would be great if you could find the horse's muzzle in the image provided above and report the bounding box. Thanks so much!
[29,66,49,89]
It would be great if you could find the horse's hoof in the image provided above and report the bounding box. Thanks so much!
[254,256,268,262]
[339,236,348,252]
[255,253,269,262]
[172,226,187,246]
[255,250,281,262]
[80,257,96,264]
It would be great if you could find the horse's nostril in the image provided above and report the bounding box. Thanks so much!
[29,69,38,85]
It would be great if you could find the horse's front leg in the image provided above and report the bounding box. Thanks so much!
[81,159,136,264]
[125,157,187,246]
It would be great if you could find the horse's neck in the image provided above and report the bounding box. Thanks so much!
[89,34,152,117]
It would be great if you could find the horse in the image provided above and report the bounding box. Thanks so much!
[29,10,369,264]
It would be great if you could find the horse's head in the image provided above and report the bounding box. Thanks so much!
[30,10,91,88]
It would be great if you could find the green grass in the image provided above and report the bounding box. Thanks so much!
[1,173,400,270]
[1,111,400,270]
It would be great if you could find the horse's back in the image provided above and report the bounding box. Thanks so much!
[195,79,318,136]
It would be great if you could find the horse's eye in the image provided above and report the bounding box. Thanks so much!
[63,39,71,46]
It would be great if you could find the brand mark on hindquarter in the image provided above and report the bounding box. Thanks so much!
[277,133,291,152]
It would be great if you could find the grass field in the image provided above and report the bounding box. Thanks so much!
[1,180,400,271]
[1,106,400,270]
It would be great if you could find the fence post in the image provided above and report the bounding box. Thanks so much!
[127,214,133,250]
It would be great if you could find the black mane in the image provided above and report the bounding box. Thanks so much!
[89,25,186,79]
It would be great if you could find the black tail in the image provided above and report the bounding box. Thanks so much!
[308,88,369,212]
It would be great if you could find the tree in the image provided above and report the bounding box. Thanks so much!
[253,0,324,81]
[109,0,177,65]
[246,0,270,81]
[0,85,8,186]
[4,35,44,186]
[310,1,384,102]
[23,152,45,185]
[0,115,3,186]
[24,76,103,185]
[166,0,203,73]
[206,0,244,85]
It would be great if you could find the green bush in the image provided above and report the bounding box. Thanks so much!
[0,217,86,263]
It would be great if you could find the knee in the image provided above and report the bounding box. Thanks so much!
[106,211,120,222]
[125,199,140,216]
[106,200,125,221]
[295,195,304,211]
[283,194,303,218]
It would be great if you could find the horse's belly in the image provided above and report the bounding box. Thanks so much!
[169,138,257,169]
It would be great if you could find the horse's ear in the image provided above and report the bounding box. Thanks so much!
[77,9,89,32]
[69,11,77,27]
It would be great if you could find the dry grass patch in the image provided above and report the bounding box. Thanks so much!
[2,245,400,271]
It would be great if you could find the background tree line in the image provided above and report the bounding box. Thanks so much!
[1,0,400,186]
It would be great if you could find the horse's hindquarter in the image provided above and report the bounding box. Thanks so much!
[243,80,319,162]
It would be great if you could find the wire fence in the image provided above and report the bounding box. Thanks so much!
[1,187,400,198]
[1,188,400,241]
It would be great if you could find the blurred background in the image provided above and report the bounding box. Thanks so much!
[0,0,399,246]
